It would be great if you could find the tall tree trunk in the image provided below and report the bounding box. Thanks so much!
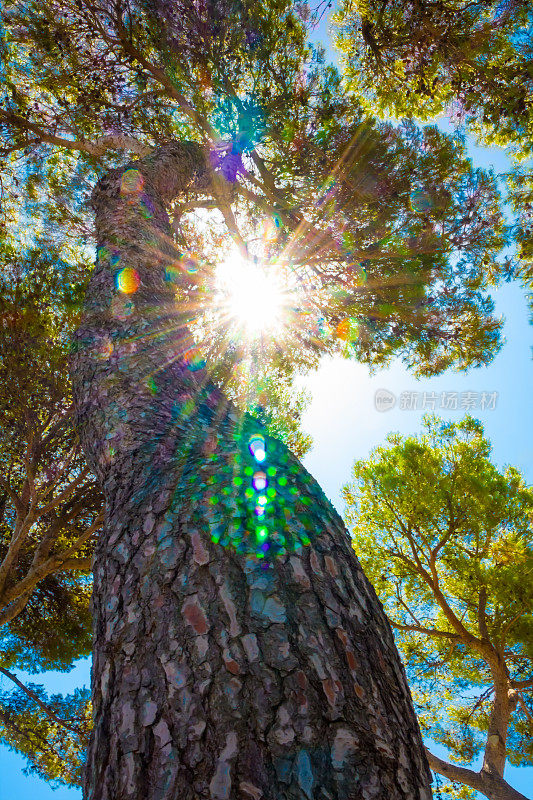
[71,143,432,800]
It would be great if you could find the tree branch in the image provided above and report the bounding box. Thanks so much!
[425,747,531,800]
[517,692,533,726]
[390,620,462,640]
[511,677,533,691]
[0,511,37,600]
[0,667,83,735]
[478,585,490,642]
[39,466,92,515]
[0,591,33,629]
[0,511,102,609]
[0,109,150,156]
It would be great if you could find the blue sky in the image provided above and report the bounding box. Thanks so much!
[2,13,532,800]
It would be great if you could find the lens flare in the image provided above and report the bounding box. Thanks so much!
[120,168,144,196]
[252,471,268,491]
[217,255,284,334]
[116,267,140,294]
[249,434,266,462]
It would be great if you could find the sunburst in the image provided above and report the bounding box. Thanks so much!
[215,252,289,336]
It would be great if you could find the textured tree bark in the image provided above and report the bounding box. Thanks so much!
[71,142,432,800]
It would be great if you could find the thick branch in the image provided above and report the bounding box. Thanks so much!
[0,477,23,516]
[511,677,533,690]
[426,748,530,800]
[0,511,37,599]
[0,512,102,609]
[0,109,150,156]
[0,591,32,629]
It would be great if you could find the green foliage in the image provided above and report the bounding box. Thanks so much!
[508,164,533,320]
[0,0,511,380]
[334,0,533,316]
[0,241,86,448]
[0,680,90,787]
[335,0,533,156]
[246,372,313,458]
[343,416,533,797]
[0,241,98,778]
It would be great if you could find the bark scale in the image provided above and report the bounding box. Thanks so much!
[71,142,432,800]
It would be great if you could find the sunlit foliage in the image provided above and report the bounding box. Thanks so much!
[335,0,533,155]
[344,416,533,799]
[334,0,533,319]
[0,0,511,382]
[0,675,91,787]
[0,241,99,782]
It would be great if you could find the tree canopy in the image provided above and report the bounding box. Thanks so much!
[335,0,533,154]
[0,0,511,379]
[343,416,533,800]
[334,0,533,316]
[0,239,98,785]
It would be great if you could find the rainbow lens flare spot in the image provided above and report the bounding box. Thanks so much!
[164,264,182,282]
[257,495,268,507]
[249,434,266,462]
[256,526,268,541]
[116,267,140,294]
[146,376,158,395]
[336,317,358,342]
[97,245,110,262]
[186,352,206,372]
[121,168,144,195]
[252,471,267,491]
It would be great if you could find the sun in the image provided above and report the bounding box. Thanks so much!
[216,254,285,335]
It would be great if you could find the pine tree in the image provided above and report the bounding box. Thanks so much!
[0,0,513,794]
